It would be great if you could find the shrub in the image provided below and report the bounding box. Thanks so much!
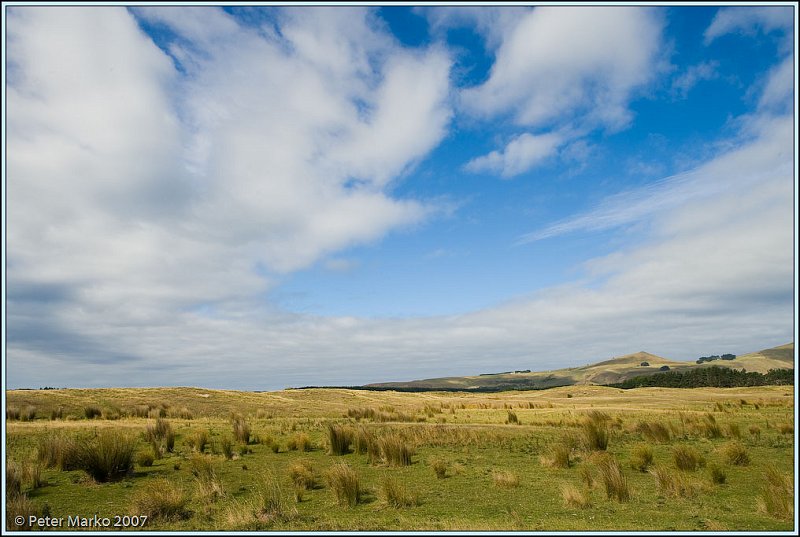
[74,430,135,482]
[137,451,155,468]
[380,476,419,507]
[630,443,654,472]
[431,458,448,479]
[721,441,750,466]
[326,462,361,507]
[378,433,414,466]
[596,455,629,502]
[7,407,21,420]
[708,463,726,485]
[673,445,705,471]
[288,460,315,490]
[131,478,190,521]
[232,415,251,444]
[38,433,79,471]
[561,483,591,509]
[84,406,102,419]
[491,470,520,488]
[758,466,793,520]
[636,421,671,443]
[327,424,353,455]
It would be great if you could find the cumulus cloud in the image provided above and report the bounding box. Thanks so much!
[460,6,663,177]
[464,131,563,177]
[6,6,452,384]
[704,6,794,44]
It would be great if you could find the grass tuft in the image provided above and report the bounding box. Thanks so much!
[84,405,102,420]
[38,433,79,471]
[75,430,135,482]
[431,458,449,479]
[708,463,727,485]
[380,476,420,507]
[378,433,414,466]
[561,483,591,509]
[327,423,353,455]
[287,432,312,452]
[636,421,671,443]
[672,444,705,471]
[541,441,571,468]
[491,469,520,488]
[288,460,315,490]
[720,441,750,466]
[651,464,703,498]
[630,443,654,472]
[758,466,793,520]
[232,415,251,444]
[581,413,609,451]
[131,478,190,521]
[595,455,630,502]
[326,462,361,507]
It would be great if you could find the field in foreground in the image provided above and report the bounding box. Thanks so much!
[5,385,796,531]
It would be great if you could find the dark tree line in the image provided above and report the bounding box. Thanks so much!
[696,353,736,364]
[610,366,793,389]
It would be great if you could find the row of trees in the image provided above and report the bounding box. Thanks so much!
[611,366,793,389]
[696,353,736,364]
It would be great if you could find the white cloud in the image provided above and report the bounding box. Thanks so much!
[459,6,663,177]
[465,131,563,177]
[671,61,719,98]
[461,7,663,130]
[6,6,452,384]
[704,6,794,44]
[758,56,794,112]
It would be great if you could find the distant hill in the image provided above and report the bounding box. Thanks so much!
[364,343,794,391]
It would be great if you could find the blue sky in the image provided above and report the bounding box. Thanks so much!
[4,4,796,390]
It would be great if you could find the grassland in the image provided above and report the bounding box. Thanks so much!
[5,384,795,531]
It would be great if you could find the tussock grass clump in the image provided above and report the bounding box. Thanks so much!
[561,483,591,509]
[6,493,40,530]
[25,461,44,490]
[726,423,741,439]
[327,424,353,455]
[50,406,64,420]
[720,441,750,466]
[38,433,79,471]
[708,463,727,485]
[491,470,520,488]
[256,471,296,523]
[630,443,654,472]
[189,453,216,481]
[506,410,519,424]
[6,461,23,498]
[541,441,571,468]
[748,424,761,440]
[75,430,135,482]
[287,432,312,452]
[186,430,210,453]
[103,408,121,420]
[353,426,375,456]
[636,421,671,443]
[581,412,610,451]
[232,415,251,444]
[288,460,315,490]
[702,413,722,438]
[595,455,630,502]
[137,451,155,468]
[431,458,448,479]
[21,406,37,421]
[133,405,150,418]
[778,423,793,435]
[672,444,705,471]
[221,436,234,460]
[380,476,419,507]
[651,464,702,498]
[131,478,190,521]
[145,418,175,454]
[327,463,361,507]
[758,466,793,520]
[378,433,414,466]
[176,407,193,420]
[7,407,21,421]
[84,405,102,420]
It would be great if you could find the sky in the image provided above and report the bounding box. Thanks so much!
[3,3,797,390]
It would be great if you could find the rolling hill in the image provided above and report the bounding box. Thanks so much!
[364,342,794,391]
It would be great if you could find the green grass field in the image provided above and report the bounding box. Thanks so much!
[5,385,795,531]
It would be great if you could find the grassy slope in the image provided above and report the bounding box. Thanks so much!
[5,385,795,531]
[366,343,795,390]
